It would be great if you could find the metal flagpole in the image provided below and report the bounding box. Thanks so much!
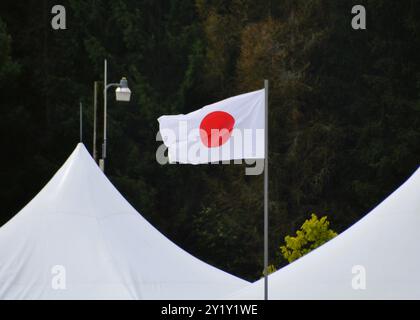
[264,79,269,300]
[100,59,108,172]
[93,81,98,162]
[80,102,83,143]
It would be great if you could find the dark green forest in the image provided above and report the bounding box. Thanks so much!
[0,0,419,281]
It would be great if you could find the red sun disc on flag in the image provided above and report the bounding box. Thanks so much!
[200,111,235,148]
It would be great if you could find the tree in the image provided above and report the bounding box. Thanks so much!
[263,264,277,277]
[280,214,337,263]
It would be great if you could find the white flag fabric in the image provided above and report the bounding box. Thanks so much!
[158,89,265,164]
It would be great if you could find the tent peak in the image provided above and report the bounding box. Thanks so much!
[72,143,93,161]
[0,142,249,300]
[75,142,88,152]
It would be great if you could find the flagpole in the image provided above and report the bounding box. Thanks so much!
[264,79,269,300]
[80,102,83,143]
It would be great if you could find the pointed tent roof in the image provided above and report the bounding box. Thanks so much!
[0,144,248,299]
[231,167,420,300]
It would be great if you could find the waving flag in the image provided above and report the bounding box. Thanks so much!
[158,89,265,164]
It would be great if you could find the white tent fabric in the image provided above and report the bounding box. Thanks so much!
[231,167,420,300]
[0,143,248,300]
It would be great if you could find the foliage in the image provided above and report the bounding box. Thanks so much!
[281,214,337,263]
[263,264,277,277]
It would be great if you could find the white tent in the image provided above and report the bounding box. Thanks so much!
[0,143,248,300]
[231,167,420,300]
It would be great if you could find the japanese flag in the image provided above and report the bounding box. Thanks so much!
[158,89,265,164]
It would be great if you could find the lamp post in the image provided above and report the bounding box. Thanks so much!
[99,59,132,172]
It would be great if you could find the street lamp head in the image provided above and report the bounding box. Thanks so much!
[115,77,131,102]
